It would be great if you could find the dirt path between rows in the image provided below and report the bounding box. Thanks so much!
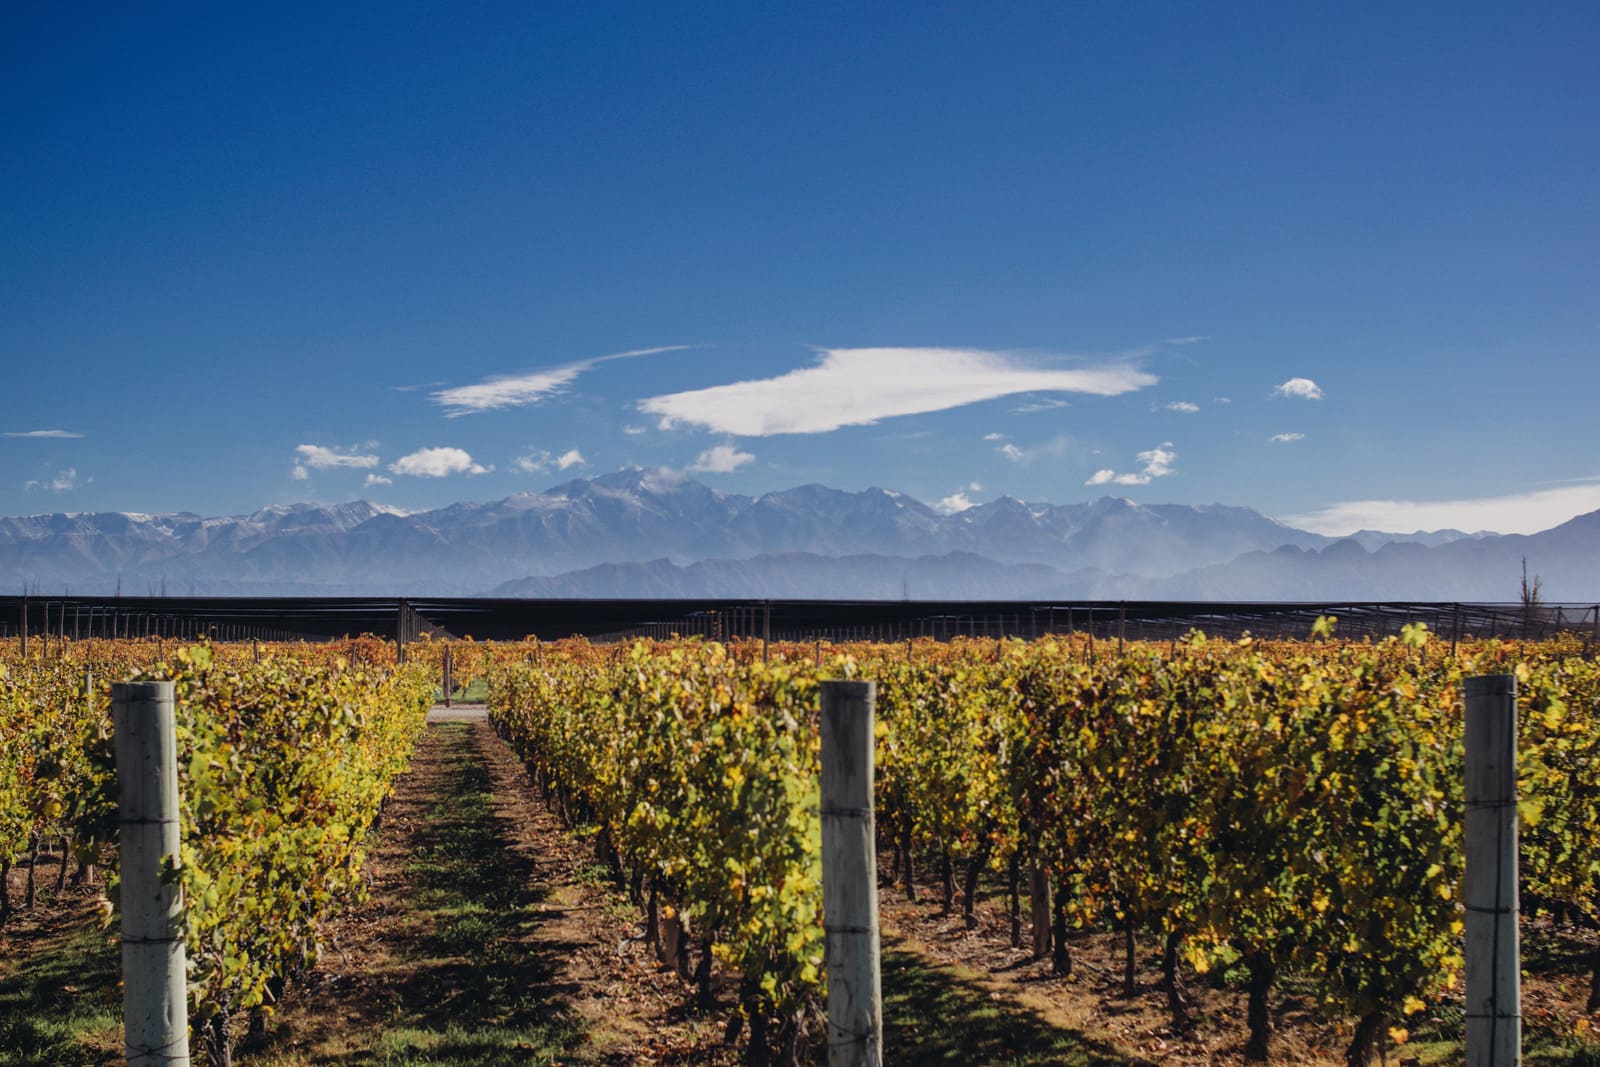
[247,714,737,1065]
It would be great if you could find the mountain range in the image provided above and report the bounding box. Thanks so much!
[1,468,1590,601]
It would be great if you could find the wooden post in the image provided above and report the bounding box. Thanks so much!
[1465,674,1519,1067]
[820,681,883,1067]
[763,600,771,663]
[443,646,453,708]
[19,591,27,656]
[112,682,190,1066]
[1030,863,1052,959]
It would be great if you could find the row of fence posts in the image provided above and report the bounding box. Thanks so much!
[10,602,303,653]
[110,673,1520,1067]
[618,602,1600,650]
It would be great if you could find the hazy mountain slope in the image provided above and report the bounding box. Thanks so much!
[2,470,1592,599]
[491,551,1087,600]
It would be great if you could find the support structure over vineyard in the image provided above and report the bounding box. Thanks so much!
[0,594,1596,646]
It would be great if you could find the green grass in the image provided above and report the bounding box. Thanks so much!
[248,721,586,1065]
[0,914,122,1066]
[434,678,490,704]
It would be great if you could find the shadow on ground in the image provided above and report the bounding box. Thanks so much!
[0,900,122,1066]
[881,937,1129,1067]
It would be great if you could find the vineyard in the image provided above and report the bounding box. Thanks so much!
[3,628,1600,1065]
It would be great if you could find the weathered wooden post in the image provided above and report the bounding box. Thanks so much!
[112,681,190,1066]
[443,645,453,708]
[1030,864,1052,960]
[1465,674,1519,1067]
[820,680,883,1067]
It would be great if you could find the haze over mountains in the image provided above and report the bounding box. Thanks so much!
[2,468,1593,601]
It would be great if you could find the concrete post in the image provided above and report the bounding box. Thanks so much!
[112,681,190,1066]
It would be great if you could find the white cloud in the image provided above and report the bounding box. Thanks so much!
[291,465,309,481]
[1275,377,1324,400]
[638,347,1157,436]
[364,473,393,487]
[24,467,82,492]
[294,444,379,470]
[1214,397,1233,405]
[1270,432,1305,443]
[1165,401,1200,413]
[5,429,85,438]
[623,425,647,435]
[1285,481,1600,537]
[1013,396,1069,414]
[389,447,491,477]
[689,444,754,473]
[996,435,1078,466]
[433,346,691,416]
[935,492,976,514]
[1139,444,1176,477]
[1084,443,1177,487]
[982,432,1005,442]
[514,448,586,473]
[968,481,983,492]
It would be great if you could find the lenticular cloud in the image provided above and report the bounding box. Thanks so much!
[638,347,1156,436]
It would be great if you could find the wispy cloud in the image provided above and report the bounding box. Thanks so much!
[1085,443,1177,487]
[934,491,976,514]
[389,447,491,477]
[982,432,1005,442]
[434,346,691,416]
[638,347,1157,436]
[1012,396,1068,414]
[689,444,755,473]
[1285,481,1600,537]
[1270,432,1305,443]
[364,473,393,487]
[1275,377,1324,400]
[555,448,586,471]
[997,434,1078,465]
[295,444,380,470]
[5,429,85,439]
[24,468,84,492]
[622,425,647,436]
[1165,401,1199,413]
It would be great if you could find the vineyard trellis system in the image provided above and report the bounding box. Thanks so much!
[0,595,1595,649]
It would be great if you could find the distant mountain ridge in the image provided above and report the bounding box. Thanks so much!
[0,468,1593,600]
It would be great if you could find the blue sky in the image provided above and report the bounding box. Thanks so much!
[3,2,1597,535]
